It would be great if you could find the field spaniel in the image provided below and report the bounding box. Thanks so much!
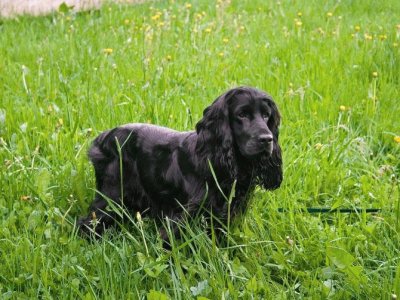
[78,86,282,246]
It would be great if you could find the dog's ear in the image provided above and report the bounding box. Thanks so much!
[196,89,239,179]
[255,100,283,190]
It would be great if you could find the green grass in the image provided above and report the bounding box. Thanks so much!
[1,0,400,298]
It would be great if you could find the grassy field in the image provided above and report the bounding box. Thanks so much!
[1,0,400,298]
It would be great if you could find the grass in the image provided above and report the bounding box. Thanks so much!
[0,0,400,298]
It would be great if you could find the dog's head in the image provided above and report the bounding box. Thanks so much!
[196,86,282,189]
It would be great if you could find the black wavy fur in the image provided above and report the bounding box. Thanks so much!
[78,86,282,246]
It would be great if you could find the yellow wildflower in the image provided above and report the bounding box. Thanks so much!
[295,20,302,27]
[339,105,346,111]
[124,19,130,25]
[103,48,113,55]
[223,38,229,43]
[218,52,224,57]
[394,136,400,143]
[372,71,378,78]
[379,34,387,41]
[297,12,302,17]
[151,12,161,21]
[205,27,212,33]
[314,143,323,150]
[364,33,373,40]
[185,3,192,9]
[326,12,333,17]
[354,25,361,32]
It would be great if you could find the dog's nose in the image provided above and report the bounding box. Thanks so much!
[258,134,273,145]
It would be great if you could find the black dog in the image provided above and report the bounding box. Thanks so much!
[78,87,282,245]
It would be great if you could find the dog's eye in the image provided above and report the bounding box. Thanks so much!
[238,112,248,119]
[262,113,269,120]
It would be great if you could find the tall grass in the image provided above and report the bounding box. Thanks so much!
[0,0,399,298]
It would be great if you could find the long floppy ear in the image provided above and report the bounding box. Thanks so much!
[195,89,238,179]
[255,100,283,190]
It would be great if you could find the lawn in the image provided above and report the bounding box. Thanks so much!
[0,0,400,298]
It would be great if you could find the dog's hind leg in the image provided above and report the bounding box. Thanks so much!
[78,159,126,237]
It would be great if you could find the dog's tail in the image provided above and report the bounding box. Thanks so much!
[88,127,136,190]
[88,127,136,164]
[88,129,114,165]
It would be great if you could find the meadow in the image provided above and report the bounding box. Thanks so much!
[1,0,400,298]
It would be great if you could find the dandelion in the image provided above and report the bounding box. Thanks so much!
[151,13,161,21]
[223,38,229,43]
[394,136,400,144]
[339,105,346,111]
[103,48,113,55]
[295,20,302,27]
[314,143,323,150]
[354,25,361,32]
[218,52,224,57]
[372,71,378,78]
[195,13,203,20]
[379,34,387,41]
[124,19,130,25]
[205,27,212,33]
[326,12,333,17]
[297,12,302,17]
[166,55,172,61]
[185,3,192,9]
[364,33,373,40]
